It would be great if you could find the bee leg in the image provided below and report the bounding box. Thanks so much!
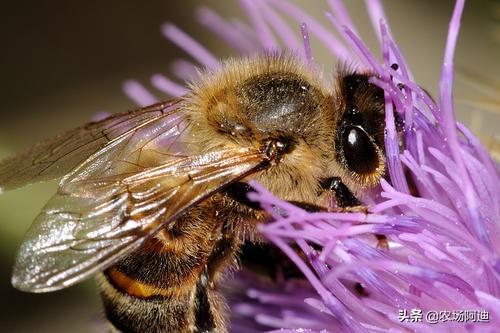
[319,177,362,208]
[226,182,326,213]
[225,181,262,210]
[286,200,327,212]
[354,282,370,297]
[375,233,389,249]
[239,241,305,281]
[194,268,216,332]
[320,177,388,249]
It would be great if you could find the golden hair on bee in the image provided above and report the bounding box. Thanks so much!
[185,53,385,201]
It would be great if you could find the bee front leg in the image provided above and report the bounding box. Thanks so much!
[226,181,326,213]
[319,177,365,211]
[320,177,388,249]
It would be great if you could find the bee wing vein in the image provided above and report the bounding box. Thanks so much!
[11,147,265,292]
[0,99,182,190]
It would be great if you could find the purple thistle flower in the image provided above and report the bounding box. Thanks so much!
[123,1,500,332]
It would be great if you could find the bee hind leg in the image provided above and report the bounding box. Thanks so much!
[194,270,216,332]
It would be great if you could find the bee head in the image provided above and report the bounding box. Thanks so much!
[333,71,386,188]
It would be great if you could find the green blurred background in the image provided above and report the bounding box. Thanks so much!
[0,1,498,332]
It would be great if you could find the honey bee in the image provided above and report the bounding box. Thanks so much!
[0,53,386,333]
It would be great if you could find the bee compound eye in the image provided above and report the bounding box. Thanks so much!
[341,125,379,175]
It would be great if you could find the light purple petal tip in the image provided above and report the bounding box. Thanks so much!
[122,80,158,106]
[161,23,219,69]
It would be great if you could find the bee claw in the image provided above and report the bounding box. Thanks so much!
[375,234,389,249]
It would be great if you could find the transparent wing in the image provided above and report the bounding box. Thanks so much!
[12,147,268,292]
[0,99,183,190]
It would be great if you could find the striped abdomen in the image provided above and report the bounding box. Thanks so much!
[97,202,241,333]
